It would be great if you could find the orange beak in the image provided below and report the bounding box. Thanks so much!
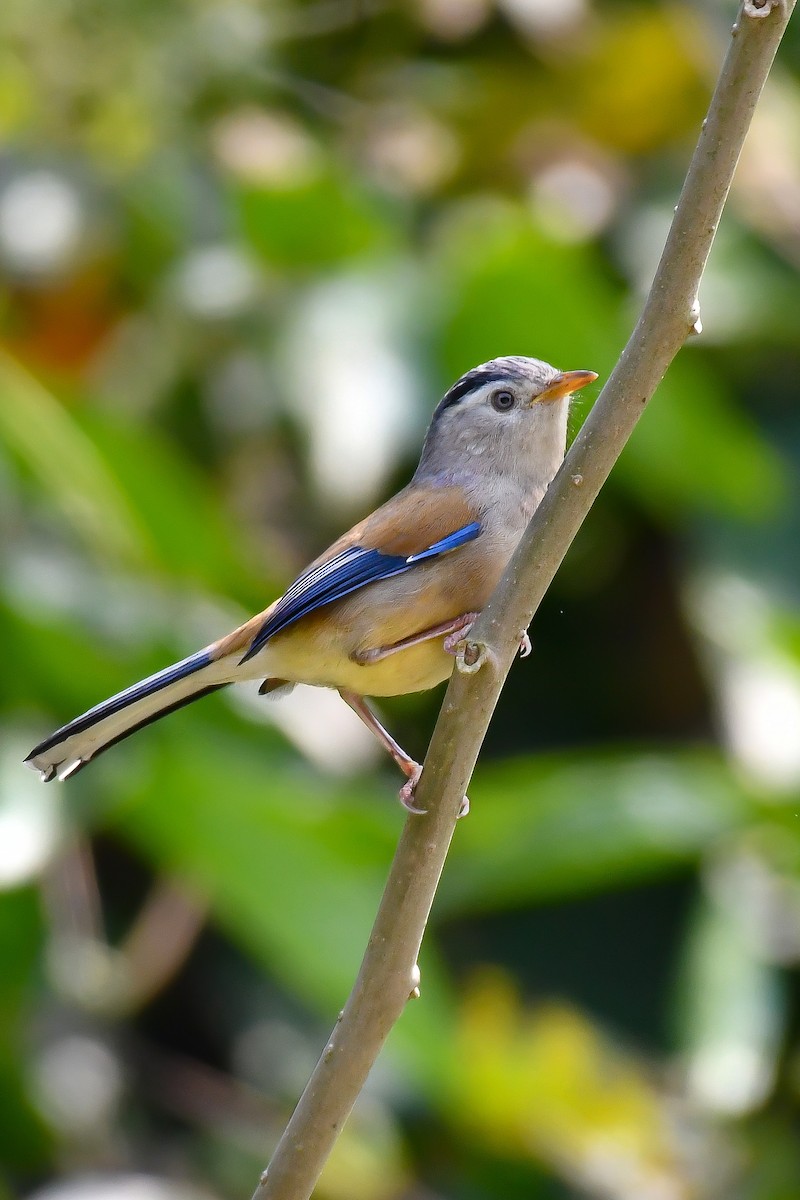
[534,369,599,404]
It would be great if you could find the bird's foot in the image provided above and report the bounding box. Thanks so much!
[398,765,469,819]
[443,612,479,657]
[399,763,425,813]
[445,618,528,675]
[398,764,469,818]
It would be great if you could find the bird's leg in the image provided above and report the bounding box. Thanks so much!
[442,613,479,656]
[338,690,470,819]
[444,618,532,660]
[351,613,480,666]
[338,690,426,813]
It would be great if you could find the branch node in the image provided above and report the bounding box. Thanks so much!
[744,0,784,17]
[456,639,492,674]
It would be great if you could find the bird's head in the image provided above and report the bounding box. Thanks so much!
[416,356,598,489]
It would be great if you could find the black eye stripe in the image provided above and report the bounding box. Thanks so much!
[433,370,520,419]
[437,370,510,411]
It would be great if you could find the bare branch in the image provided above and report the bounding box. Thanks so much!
[252,4,796,1197]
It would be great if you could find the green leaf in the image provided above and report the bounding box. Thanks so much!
[78,412,265,597]
[441,750,754,914]
[235,172,393,269]
[618,356,786,522]
[434,202,621,384]
[0,351,151,567]
[0,888,52,1170]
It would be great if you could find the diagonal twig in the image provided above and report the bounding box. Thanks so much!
[252,4,795,1197]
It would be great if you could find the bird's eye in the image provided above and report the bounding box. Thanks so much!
[491,389,516,413]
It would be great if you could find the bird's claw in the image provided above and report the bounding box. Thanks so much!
[444,630,471,655]
[398,765,469,819]
[447,621,530,663]
[443,615,477,657]
[399,765,426,814]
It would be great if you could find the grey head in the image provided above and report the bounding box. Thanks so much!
[414,355,597,496]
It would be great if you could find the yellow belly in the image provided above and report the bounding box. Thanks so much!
[252,537,507,697]
[261,611,455,696]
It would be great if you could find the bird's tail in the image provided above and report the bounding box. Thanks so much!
[25,649,233,782]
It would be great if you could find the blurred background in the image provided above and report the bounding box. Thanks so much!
[1,1,799,1198]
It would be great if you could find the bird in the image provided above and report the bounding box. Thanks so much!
[25,356,597,811]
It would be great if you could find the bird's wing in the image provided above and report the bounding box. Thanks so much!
[238,485,482,663]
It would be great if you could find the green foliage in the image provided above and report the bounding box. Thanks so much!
[1,2,799,1199]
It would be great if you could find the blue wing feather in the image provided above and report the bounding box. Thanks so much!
[240,520,481,663]
[407,523,482,562]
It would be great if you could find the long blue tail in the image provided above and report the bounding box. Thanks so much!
[25,649,228,781]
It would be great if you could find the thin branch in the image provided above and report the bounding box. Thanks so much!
[252,4,795,1197]
[44,854,207,1017]
[117,878,207,1014]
